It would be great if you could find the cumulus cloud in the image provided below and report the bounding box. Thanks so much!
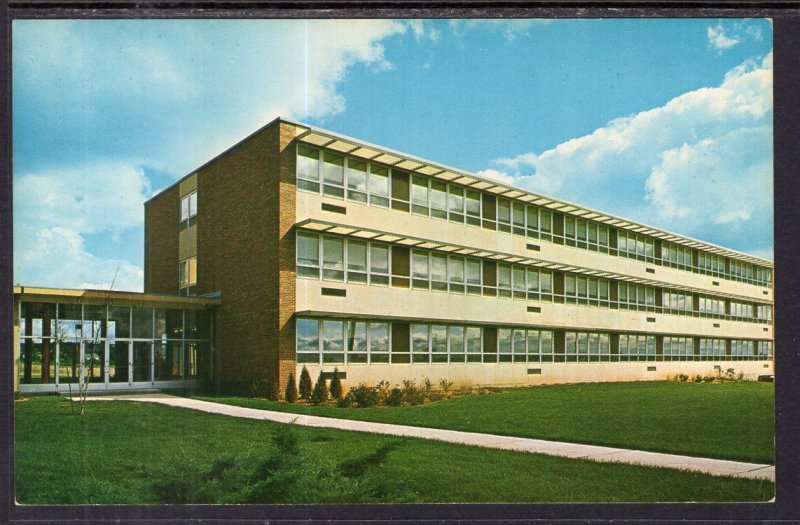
[707,20,765,53]
[708,25,740,51]
[14,19,432,290]
[481,50,773,255]
[14,162,152,290]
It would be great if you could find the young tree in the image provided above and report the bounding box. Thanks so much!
[285,373,298,403]
[329,368,343,400]
[299,366,312,400]
[310,372,328,405]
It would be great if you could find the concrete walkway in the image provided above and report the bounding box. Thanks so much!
[88,394,774,482]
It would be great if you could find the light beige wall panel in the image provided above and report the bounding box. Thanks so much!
[299,359,773,389]
[178,224,197,260]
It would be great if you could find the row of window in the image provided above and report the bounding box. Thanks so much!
[297,231,773,322]
[179,256,197,290]
[297,146,773,287]
[295,318,773,366]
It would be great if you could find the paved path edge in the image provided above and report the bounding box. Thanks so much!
[84,394,775,483]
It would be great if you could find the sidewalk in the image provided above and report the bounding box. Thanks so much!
[88,394,775,482]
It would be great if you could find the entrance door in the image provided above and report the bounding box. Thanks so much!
[132,341,152,383]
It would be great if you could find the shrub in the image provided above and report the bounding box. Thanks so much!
[401,379,425,405]
[438,378,453,393]
[330,368,343,400]
[285,373,298,403]
[385,387,404,406]
[692,374,703,383]
[310,373,328,405]
[299,366,313,400]
[376,380,391,404]
[249,378,278,400]
[346,383,379,408]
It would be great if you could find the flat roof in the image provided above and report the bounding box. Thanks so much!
[13,286,221,309]
[149,116,772,268]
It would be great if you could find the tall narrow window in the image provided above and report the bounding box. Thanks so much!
[180,191,198,228]
[448,186,465,223]
[449,256,465,294]
[430,253,448,291]
[412,251,429,289]
[347,240,368,283]
[430,180,447,220]
[297,145,320,192]
[431,324,448,363]
[466,258,482,295]
[370,243,390,285]
[369,165,390,207]
[411,324,430,363]
[465,190,481,226]
[448,325,465,363]
[322,152,344,198]
[346,160,368,203]
[322,237,344,281]
[411,176,429,216]
[296,318,320,364]
[497,199,512,233]
[296,231,320,278]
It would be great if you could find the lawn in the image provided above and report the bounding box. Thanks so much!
[15,396,772,504]
[197,380,774,464]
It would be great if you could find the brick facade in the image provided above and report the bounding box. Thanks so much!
[144,185,180,294]
[145,119,298,395]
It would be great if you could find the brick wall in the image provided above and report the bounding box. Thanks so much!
[194,120,297,392]
[144,185,179,294]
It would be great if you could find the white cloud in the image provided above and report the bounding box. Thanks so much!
[14,161,152,291]
[448,19,551,41]
[708,25,740,51]
[480,50,773,254]
[476,168,516,185]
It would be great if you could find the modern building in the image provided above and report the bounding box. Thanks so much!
[13,117,774,394]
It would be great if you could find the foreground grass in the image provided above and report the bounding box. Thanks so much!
[15,396,772,504]
[198,381,774,464]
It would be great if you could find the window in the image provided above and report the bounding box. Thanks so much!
[730,339,754,359]
[497,199,511,233]
[512,203,525,236]
[347,240,368,283]
[448,186,465,223]
[729,301,753,319]
[563,218,607,252]
[497,328,512,362]
[663,291,693,314]
[465,190,481,226]
[412,251,429,289]
[322,320,345,364]
[411,324,429,363]
[756,266,773,286]
[663,242,694,270]
[757,304,772,321]
[497,264,512,298]
[700,338,726,359]
[297,145,320,192]
[617,283,655,310]
[618,334,656,362]
[370,243,390,286]
[179,257,197,292]
[431,324,447,363]
[180,191,198,228]
[757,341,772,359]
[369,165,390,207]
[430,181,447,220]
[448,326,465,363]
[297,232,320,278]
[448,256,465,294]
[370,322,390,363]
[466,259,482,295]
[322,237,345,281]
[296,318,320,364]
[411,175,429,216]
[663,336,694,360]
[564,275,609,306]
[699,296,725,316]
[346,160,368,203]
[617,231,655,262]
[346,321,368,363]
[322,152,345,198]
[430,253,448,292]
[466,326,482,362]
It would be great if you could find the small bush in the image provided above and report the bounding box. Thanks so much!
[376,380,391,404]
[384,387,403,406]
[346,383,379,408]
[299,366,313,400]
[692,374,703,383]
[249,378,278,400]
[310,373,328,405]
[438,379,453,393]
[401,379,425,406]
[285,373,298,403]
[330,368,343,400]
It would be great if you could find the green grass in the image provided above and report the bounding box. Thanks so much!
[15,396,772,504]
[198,380,774,464]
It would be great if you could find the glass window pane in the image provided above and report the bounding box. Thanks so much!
[465,190,481,215]
[347,160,367,191]
[540,272,552,293]
[322,320,344,352]
[369,323,389,353]
[297,232,319,266]
[412,176,428,206]
[448,326,465,353]
[347,241,367,272]
[449,256,465,284]
[297,145,320,181]
[431,254,447,282]
[466,327,482,353]
[131,307,153,339]
[412,324,429,353]
[370,244,389,274]
[370,166,390,197]
[346,321,367,353]
[297,318,319,352]
[412,252,429,279]
[448,186,464,214]
[108,306,130,339]
[430,181,447,210]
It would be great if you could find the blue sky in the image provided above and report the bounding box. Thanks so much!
[13,18,773,291]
